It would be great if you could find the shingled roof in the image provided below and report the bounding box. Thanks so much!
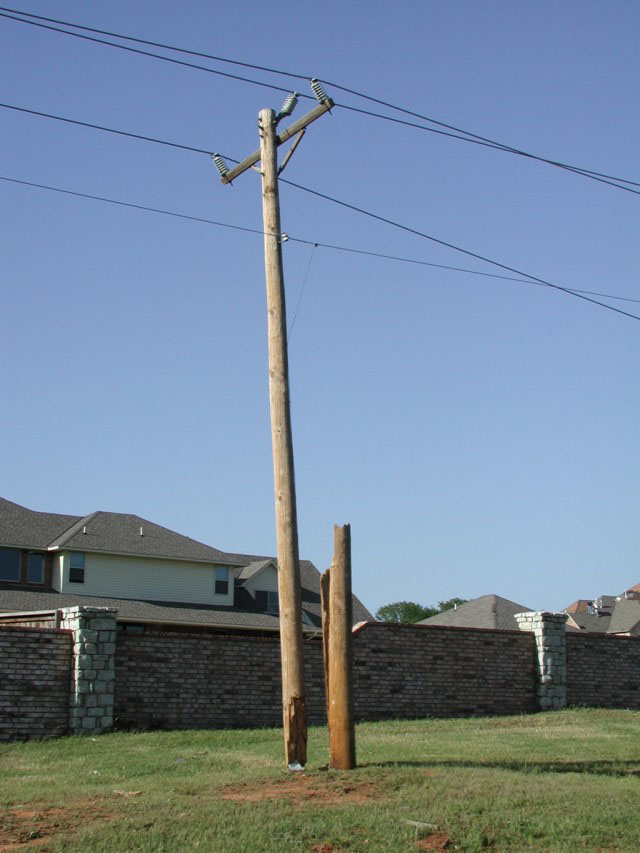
[418,594,534,631]
[0,497,242,565]
[562,587,640,635]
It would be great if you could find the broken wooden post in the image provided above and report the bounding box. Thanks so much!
[326,523,356,769]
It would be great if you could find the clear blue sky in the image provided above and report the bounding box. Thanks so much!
[2,1,638,616]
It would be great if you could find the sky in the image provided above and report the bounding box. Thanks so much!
[2,0,638,617]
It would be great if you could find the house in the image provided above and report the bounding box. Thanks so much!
[417,594,534,631]
[0,497,372,632]
[563,588,640,635]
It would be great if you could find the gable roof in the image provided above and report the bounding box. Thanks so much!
[237,559,274,581]
[418,594,534,631]
[0,498,243,565]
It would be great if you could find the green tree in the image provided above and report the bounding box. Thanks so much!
[374,601,438,623]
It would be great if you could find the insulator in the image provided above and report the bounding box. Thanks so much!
[278,92,299,119]
[310,78,330,103]
[211,153,229,177]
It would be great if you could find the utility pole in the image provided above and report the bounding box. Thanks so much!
[213,82,334,769]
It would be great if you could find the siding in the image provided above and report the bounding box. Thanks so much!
[242,564,279,597]
[58,551,235,606]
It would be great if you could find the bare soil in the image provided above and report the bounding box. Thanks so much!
[221,773,384,807]
[0,800,116,850]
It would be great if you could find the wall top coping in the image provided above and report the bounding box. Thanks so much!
[60,606,118,617]
[352,621,530,638]
[0,623,71,636]
[514,612,568,621]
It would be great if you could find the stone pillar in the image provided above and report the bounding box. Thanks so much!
[515,611,567,709]
[58,606,117,734]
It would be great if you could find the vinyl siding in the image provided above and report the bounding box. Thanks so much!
[51,553,63,592]
[242,564,278,598]
[57,551,234,605]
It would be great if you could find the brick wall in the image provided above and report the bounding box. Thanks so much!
[114,630,328,729]
[352,624,538,718]
[566,632,640,708]
[114,622,538,730]
[4,617,640,741]
[0,626,72,740]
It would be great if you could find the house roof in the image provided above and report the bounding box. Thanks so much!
[565,611,612,633]
[607,598,640,634]
[0,497,81,550]
[0,588,290,631]
[418,594,534,631]
[237,559,274,581]
[562,586,640,635]
[564,599,592,614]
[0,497,244,565]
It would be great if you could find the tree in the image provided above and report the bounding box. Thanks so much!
[374,601,438,624]
[375,597,469,623]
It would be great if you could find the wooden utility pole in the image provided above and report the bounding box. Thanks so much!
[323,524,356,770]
[214,84,334,769]
[259,107,307,767]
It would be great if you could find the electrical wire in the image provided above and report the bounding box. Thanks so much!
[0,103,215,155]
[3,102,637,318]
[288,243,317,342]
[279,178,640,322]
[2,7,638,193]
[3,176,638,312]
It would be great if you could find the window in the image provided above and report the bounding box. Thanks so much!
[255,590,279,613]
[0,548,20,582]
[27,552,44,584]
[69,551,85,583]
[214,566,229,595]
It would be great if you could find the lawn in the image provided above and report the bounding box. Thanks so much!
[1,708,639,851]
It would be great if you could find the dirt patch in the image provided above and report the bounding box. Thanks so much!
[220,774,383,807]
[415,834,450,850]
[0,800,116,850]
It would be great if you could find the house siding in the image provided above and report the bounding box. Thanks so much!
[242,564,279,598]
[57,552,234,606]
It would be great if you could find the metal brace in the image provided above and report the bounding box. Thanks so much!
[278,129,306,175]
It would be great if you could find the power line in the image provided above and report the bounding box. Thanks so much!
[1,103,215,156]
[279,178,640,322]
[3,103,637,318]
[2,7,638,194]
[3,176,638,312]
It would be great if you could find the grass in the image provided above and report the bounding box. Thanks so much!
[1,709,640,851]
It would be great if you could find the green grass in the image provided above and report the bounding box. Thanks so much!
[2,709,640,851]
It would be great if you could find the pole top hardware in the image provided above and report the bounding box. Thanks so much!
[310,78,331,105]
[276,92,299,124]
[216,87,334,186]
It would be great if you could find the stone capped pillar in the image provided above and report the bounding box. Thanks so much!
[58,606,117,733]
[515,611,567,710]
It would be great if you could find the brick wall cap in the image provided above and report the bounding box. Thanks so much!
[61,606,118,617]
[356,621,528,637]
